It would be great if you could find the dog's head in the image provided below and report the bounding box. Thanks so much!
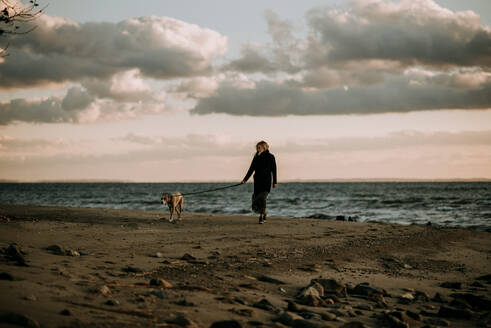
[161,193,171,205]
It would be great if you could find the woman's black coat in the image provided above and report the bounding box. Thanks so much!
[243,150,277,194]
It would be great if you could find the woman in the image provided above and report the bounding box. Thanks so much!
[241,140,277,224]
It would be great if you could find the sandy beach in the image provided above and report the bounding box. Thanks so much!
[0,204,490,328]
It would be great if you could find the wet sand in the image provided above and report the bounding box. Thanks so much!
[0,204,490,328]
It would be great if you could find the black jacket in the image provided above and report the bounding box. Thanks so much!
[243,150,277,194]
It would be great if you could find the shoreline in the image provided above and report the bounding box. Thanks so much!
[0,205,490,327]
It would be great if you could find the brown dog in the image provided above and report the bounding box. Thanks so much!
[161,192,184,222]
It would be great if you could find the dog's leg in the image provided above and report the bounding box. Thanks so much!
[169,207,174,222]
[178,198,183,220]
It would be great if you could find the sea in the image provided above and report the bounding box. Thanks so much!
[0,182,490,230]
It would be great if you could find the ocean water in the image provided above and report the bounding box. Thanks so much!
[0,182,490,230]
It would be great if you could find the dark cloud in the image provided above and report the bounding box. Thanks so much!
[0,15,227,89]
[191,78,491,116]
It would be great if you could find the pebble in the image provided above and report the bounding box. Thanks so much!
[253,298,276,312]
[122,266,143,273]
[89,285,111,296]
[0,311,40,328]
[149,278,172,288]
[5,243,28,266]
[181,253,196,261]
[210,320,242,328]
[340,322,367,328]
[59,309,71,316]
[440,281,461,289]
[167,313,198,327]
[438,306,473,320]
[105,299,120,306]
[399,293,414,304]
[276,311,303,326]
[0,272,14,281]
[291,319,325,328]
[257,275,286,285]
[151,289,168,299]
[322,312,337,321]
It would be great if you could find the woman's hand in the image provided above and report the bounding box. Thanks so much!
[273,184,277,188]
[241,180,246,184]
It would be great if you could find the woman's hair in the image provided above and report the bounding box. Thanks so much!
[256,140,269,150]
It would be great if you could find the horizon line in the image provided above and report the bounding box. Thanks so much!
[1,178,490,183]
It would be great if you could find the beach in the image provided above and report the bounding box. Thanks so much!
[0,204,490,328]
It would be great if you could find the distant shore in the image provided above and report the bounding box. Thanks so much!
[0,205,490,327]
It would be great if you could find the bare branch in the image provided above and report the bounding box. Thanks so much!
[0,0,46,55]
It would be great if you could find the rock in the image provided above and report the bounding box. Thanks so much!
[45,244,65,255]
[450,293,491,311]
[388,311,419,326]
[151,289,169,299]
[470,281,485,288]
[5,243,28,266]
[0,311,40,328]
[65,249,80,257]
[24,295,37,301]
[336,216,346,221]
[300,294,324,307]
[476,274,491,283]
[299,285,322,299]
[432,292,449,303]
[149,278,172,288]
[370,293,389,308]
[405,310,422,321]
[440,281,461,289]
[253,298,276,312]
[287,300,301,312]
[276,311,303,326]
[384,313,409,328]
[167,313,198,327]
[291,319,325,328]
[257,275,286,285]
[298,310,322,321]
[354,304,372,311]
[351,283,386,297]
[414,290,430,302]
[122,265,143,273]
[423,318,450,327]
[340,322,366,328]
[175,299,194,306]
[155,252,164,258]
[322,312,337,321]
[105,299,120,306]
[59,309,71,316]
[311,278,347,296]
[78,250,90,256]
[438,306,473,320]
[399,293,414,304]
[89,285,111,296]
[0,272,14,281]
[181,253,196,261]
[210,320,242,328]
[307,214,333,220]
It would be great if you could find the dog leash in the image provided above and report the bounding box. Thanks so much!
[180,183,243,196]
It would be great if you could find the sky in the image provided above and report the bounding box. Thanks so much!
[0,0,490,181]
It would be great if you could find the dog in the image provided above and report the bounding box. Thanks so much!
[161,192,184,222]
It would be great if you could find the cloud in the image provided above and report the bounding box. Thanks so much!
[0,74,170,125]
[191,77,491,116]
[0,15,227,89]
[305,0,491,68]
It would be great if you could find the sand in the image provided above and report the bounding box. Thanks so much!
[0,204,490,328]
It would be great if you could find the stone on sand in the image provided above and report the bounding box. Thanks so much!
[151,289,169,299]
[253,298,276,312]
[210,320,242,328]
[276,311,303,326]
[5,243,28,266]
[167,313,198,328]
[150,278,172,288]
[0,311,40,328]
[438,305,473,320]
[0,272,14,280]
[257,275,286,285]
[311,278,347,296]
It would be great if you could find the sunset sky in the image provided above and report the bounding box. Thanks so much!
[1,0,490,181]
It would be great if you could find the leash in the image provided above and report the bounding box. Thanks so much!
[180,183,243,196]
